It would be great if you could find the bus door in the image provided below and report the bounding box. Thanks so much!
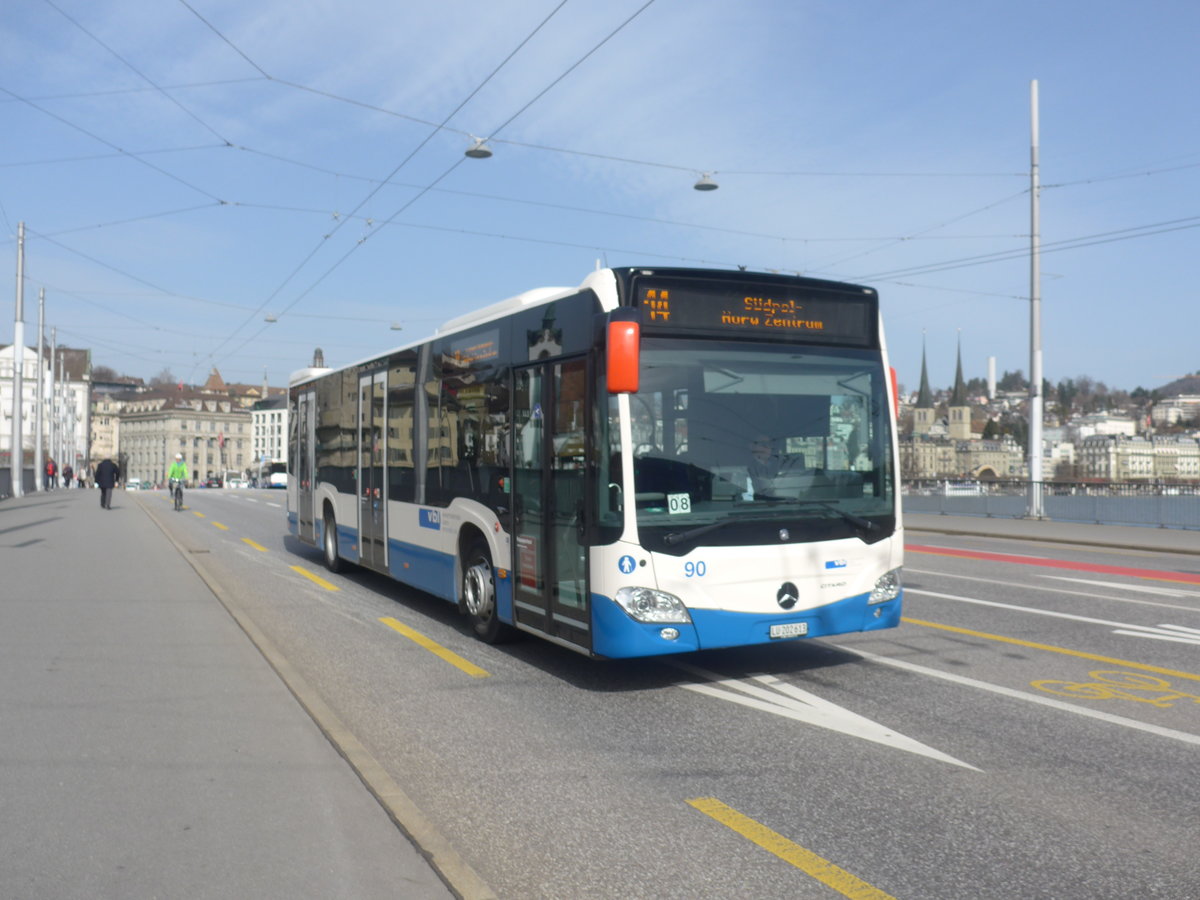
[357,370,388,571]
[296,387,316,543]
[511,359,591,651]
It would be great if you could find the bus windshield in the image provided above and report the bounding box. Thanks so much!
[622,338,895,552]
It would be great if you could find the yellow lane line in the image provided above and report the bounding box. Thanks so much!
[212,521,228,531]
[192,511,205,518]
[687,798,895,899]
[242,538,267,552]
[290,565,340,591]
[902,617,1200,683]
[379,617,491,679]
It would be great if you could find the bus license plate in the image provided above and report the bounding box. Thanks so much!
[769,622,808,639]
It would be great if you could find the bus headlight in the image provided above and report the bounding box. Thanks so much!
[614,587,693,624]
[869,568,902,604]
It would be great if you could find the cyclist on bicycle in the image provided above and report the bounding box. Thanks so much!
[167,453,189,510]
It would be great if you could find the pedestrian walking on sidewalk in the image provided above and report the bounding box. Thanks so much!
[45,458,57,489]
[62,464,74,489]
[94,457,120,509]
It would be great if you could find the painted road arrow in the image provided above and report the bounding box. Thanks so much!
[671,661,979,771]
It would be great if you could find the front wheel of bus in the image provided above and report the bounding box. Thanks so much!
[323,511,342,573]
[462,541,513,644]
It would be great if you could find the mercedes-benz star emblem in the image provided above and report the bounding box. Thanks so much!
[777,582,799,610]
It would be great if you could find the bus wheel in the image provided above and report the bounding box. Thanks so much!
[462,541,513,644]
[323,510,342,573]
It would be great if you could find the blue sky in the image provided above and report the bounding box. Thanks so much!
[3,0,1197,395]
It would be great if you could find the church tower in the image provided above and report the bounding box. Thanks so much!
[912,339,935,436]
[947,335,972,440]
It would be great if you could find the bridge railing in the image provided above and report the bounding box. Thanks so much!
[902,479,1200,530]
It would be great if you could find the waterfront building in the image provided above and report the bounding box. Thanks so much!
[1076,433,1200,483]
[118,389,251,485]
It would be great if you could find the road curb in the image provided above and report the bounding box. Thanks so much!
[138,497,498,900]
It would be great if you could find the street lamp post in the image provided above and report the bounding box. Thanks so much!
[1027,79,1045,519]
[34,288,45,491]
[10,222,25,496]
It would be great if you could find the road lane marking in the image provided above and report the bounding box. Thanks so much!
[379,617,490,678]
[906,567,1200,614]
[290,565,340,591]
[212,521,228,531]
[1111,624,1200,646]
[192,511,205,518]
[687,797,896,899]
[907,544,1200,585]
[908,587,1200,646]
[241,538,267,552]
[1040,575,1200,601]
[672,662,976,770]
[901,617,1200,682]
[834,644,1200,749]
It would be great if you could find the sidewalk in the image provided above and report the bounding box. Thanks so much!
[905,511,1200,557]
[0,488,456,899]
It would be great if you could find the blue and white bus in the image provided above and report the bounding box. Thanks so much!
[265,462,288,489]
[288,267,903,658]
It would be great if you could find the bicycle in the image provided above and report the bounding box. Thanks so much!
[170,477,184,511]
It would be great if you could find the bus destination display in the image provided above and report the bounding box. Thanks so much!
[634,277,875,346]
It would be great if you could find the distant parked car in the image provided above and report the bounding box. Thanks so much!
[125,479,142,491]
[227,477,248,489]
[205,477,223,489]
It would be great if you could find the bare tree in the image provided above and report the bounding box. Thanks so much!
[148,368,179,389]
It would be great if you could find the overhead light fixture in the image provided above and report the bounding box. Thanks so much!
[693,173,719,191]
[390,322,403,330]
[465,137,493,159]
[264,314,278,323]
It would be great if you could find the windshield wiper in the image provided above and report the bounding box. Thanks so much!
[798,500,879,533]
[663,517,743,546]
[662,501,878,547]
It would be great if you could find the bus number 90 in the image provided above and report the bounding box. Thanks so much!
[684,561,707,578]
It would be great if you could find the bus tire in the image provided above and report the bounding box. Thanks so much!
[323,510,342,573]
[462,540,513,644]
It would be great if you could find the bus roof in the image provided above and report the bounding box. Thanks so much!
[288,266,878,387]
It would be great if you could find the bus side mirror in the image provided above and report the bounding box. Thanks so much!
[607,319,640,394]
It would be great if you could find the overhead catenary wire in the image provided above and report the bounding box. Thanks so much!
[183,0,574,373]
[857,215,1200,281]
[41,0,235,146]
[12,3,1199,387]
[0,86,227,203]
[203,0,666,374]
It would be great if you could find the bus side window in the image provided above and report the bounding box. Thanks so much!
[387,350,418,503]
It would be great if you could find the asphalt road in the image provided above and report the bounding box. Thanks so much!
[132,488,1200,898]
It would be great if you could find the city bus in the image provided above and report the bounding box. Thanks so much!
[287,267,903,659]
[265,462,288,489]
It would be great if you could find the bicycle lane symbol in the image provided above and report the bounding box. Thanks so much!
[1032,670,1200,709]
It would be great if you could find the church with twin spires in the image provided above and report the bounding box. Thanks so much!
[901,340,1023,481]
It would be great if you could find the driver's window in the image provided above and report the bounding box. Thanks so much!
[631,393,662,455]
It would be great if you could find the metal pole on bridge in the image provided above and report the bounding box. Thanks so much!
[10,222,26,497]
[1027,80,1045,519]
[34,288,45,492]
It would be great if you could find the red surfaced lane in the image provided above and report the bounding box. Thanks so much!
[906,544,1200,586]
